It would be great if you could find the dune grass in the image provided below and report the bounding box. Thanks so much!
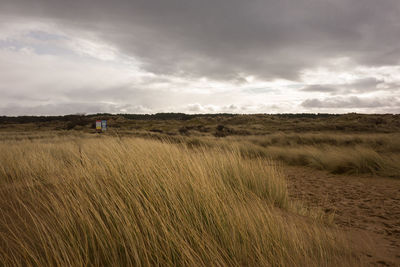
[0,136,356,266]
[3,130,398,177]
[257,145,399,176]
[177,133,400,178]
[236,133,400,178]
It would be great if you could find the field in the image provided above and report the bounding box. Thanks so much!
[1,114,399,266]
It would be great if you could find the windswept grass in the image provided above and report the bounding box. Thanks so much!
[179,133,400,178]
[0,136,356,266]
[236,133,400,177]
[256,145,399,176]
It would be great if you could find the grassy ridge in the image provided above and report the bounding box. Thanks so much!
[1,113,399,178]
[0,136,356,266]
[1,131,399,177]
[170,133,400,178]
[238,133,400,177]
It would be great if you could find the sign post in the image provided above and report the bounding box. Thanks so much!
[101,120,107,132]
[96,120,107,132]
[96,120,102,132]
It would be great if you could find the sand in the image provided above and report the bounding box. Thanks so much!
[285,166,400,266]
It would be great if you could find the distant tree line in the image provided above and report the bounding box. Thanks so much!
[0,112,397,124]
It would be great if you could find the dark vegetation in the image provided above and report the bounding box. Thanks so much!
[1,113,399,133]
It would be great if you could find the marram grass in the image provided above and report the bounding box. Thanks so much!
[0,136,356,266]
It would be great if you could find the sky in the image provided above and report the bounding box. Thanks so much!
[0,0,399,115]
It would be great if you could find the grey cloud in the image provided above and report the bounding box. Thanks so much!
[62,86,190,110]
[186,104,215,113]
[384,83,400,91]
[348,78,384,92]
[2,0,400,80]
[187,104,203,112]
[302,78,386,94]
[0,102,147,116]
[301,96,400,109]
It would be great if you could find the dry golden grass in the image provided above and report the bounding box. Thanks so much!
[237,133,400,177]
[3,130,398,177]
[0,135,356,266]
[177,133,400,178]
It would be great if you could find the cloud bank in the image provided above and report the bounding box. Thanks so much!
[0,0,399,114]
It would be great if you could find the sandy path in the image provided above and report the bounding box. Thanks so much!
[284,166,400,266]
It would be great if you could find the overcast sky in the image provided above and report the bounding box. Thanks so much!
[0,0,399,115]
